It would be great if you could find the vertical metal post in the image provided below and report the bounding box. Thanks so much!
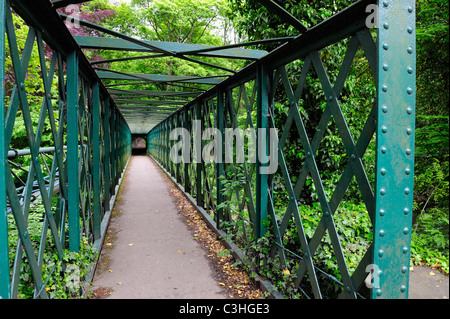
[216,90,225,228]
[372,0,416,299]
[0,0,11,299]
[66,51,80,252]
[196,103,204,208]
[183,112,190,193]
[110,109,117,188]
[92,82,101,240]
[103,98,111,212]
[256,64,270,239]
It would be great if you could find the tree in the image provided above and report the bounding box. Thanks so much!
[84,0,237,92]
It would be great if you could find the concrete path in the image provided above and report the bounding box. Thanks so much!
[409,266,449,299]
[90,156,228,299]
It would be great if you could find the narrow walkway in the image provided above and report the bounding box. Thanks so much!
[90,156,228,298]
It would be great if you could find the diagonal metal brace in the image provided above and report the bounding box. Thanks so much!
[257,0,308,33]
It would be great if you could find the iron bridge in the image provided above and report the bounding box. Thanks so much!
[0,0,416,299]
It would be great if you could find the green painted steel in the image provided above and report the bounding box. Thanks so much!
[92,82,101,240]
[66,51,80,252]
[96,70,225,85]
[371,0,416,299]
[255,65,270,239]
[74,35,268,60]
[1,0,131,298]
[0,0,10,300]
[1,0,417,299]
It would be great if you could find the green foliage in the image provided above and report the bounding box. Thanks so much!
[7,198,98,299]
[411,158,449,274]
[85,0,241,94]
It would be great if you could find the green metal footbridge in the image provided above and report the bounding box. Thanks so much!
[1,0,416,299]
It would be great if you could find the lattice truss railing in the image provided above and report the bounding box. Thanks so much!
[148,0,416,299]
[0,0,131,298]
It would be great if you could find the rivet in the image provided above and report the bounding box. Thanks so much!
[407,26,413,34]
[23,232,28,238]
[351,154,356,160]
[404,187,410,195]
[381,105,388,113]
[379,209,385,217]
[378,249,384,257]
[346,286,351,293]
[405,148,412,155]
[304,252,309,258]
[380,168,387,176]
[403,227,410,235]
[381,146,387,154]
[328,95,333,101]
[407,6,413,13]
[406,107,413,114]
[400,285,407,293]
[383,64,389,71]
[402,246,409,254]
[47,94,51,99]
[383,42,389,50]
[376,289,382,296]
[325,211,330,216]
[20,82,25,90]
[380,188,386,196]
[406,127,412,135]
[381,125,388,133]
[382,85,388,92]
[407,46,413,54]
[402,266,408,273]
[405,167,411,175]
[403,207,410,215]
[307,151,311,157]
[407,66,413,74]
[379,229,385,237]
[407,86,413,95]
[383,22,389,29]
[383,0,389,7]
[377,270,383,277]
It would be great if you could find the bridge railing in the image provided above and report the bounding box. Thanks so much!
[148,0,416,299]
[0,0,131,298]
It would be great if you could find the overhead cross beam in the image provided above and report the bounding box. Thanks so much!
[75,36,268,60]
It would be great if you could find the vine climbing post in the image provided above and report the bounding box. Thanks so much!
[372,0,416,299]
